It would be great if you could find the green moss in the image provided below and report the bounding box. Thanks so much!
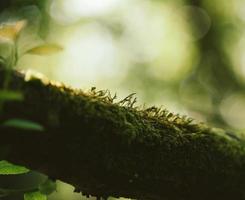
[1,69,245,200]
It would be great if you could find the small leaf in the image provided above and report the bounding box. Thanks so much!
[39,179,56,195]
[0,90,24,101]
[0,20,27,41]
[24,191,47,200]
[14,20,27,34]
[26,44,63,55]
[0,160,29,175]
[2,119,44,131]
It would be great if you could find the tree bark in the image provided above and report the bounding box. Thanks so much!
[1,68,245,200]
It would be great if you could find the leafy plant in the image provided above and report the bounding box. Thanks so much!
[24,191,47,200]
[0,179,56,199]
[0,160,56,199]
[0,19,61,199]
[0,19,62,129]
[0,160,29,175]
[0,19,63,69]
[38,179,57,195]
[0,19,62,90]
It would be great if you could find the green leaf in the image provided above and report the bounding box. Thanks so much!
[24,191,47,200]
[39,179,56,195]
[2,119,44,131]
[0,20,27,41]
[0,160,29,175]
[0,90,24,101]
[26,44,63,55]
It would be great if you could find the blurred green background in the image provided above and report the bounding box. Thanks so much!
[1,0,245,199]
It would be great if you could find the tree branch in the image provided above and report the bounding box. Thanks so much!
[1,68,245,200]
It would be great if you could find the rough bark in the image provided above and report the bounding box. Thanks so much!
[1,68,245,200]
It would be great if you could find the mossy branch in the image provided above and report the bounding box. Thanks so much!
[1,68,245,200]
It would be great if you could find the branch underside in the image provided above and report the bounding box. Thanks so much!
[1,68,245,200]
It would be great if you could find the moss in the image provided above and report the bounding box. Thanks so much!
[1,69,245,200]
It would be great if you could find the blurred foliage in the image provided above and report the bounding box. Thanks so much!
[0,161,29,175]
[180,0,245,128]
[1,0,245,199]
[24,191,47,200]
[0,0,49,38]
[1,0,245,133]
[120,0,245,131]
[2,118,44,131]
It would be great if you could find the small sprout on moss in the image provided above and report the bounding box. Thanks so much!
[91,87,96,93]
[118,93,137,107]
[167,112,174,119]
[88,87,117,103]
[85,86,197,131]
[103,90,117,103]
[144,106,160,116]
[110,92,117,103]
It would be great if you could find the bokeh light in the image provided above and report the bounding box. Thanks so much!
[50,0,124,24]
[14,0,245,130]
[220,93,245,130]
[3,0,245,199]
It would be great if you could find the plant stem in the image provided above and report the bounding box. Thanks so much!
[0,42,17,114]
